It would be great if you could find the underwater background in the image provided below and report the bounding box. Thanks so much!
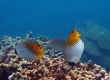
[0,0,110,72]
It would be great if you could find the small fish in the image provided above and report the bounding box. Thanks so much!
[46,38,65,51]
[63,27,84,66]
[15,40,44,60]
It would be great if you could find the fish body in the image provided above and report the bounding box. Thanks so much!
[15,40,44,60]
[46,38,65,51]
[63,28,84,66]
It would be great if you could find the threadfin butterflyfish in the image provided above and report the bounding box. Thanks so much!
[15,39,44,60]
[63,27,84,66]
[46,38,65,51]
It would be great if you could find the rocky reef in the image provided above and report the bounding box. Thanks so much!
[0,24,110,80]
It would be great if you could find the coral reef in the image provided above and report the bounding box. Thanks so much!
[0,33,62,60]
[82,38,101,56]
[78,21,110,72]
[0,36,18,50]
[25,31,33,38]
[83,21,110,50]
[79,21,110,56]
[0,52,110,80]
[0,31,110,80]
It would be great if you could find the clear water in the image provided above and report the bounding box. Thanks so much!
[0,0,110,71]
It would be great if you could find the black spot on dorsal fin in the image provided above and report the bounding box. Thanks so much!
[15,49,17,55]
[68,62,76,66]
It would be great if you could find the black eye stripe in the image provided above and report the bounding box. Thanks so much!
[37,44,40,46]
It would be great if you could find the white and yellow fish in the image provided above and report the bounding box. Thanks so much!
[15,40,44,60]
[63,27,84,66]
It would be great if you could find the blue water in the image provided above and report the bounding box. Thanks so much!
[0,0,110,71]
[0,0,110,39]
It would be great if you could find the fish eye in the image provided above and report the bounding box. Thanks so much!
[51,42,54,44]
[71,30,74,33]
[40,47,42,49]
